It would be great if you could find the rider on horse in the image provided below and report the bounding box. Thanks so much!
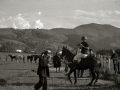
[73,36,89,68]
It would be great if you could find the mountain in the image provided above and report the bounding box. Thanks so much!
[0,23,120,53]
[0,28,68,52]
[51,23,120,51]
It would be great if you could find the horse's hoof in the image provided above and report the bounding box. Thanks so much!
[117,72,120,74]
[74,82,77,84]
[93,81,97,85]
[65,73,68,76]
[87,83,92,86]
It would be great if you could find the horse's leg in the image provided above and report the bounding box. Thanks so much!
[59,67,60,72]
[118,63,120,73]
[34,59,36,63]
[30,59,32,63]
[27,58,29,62]
[81,70,84,77]
[65,64,68,73]
[93,71,99,85]
[56,67,57,72]
[89,69,92,77]
[113,64,117,75]
[87,69,96,86]
[23,58,25,63]
[74,70,77,84]
[77,70,80,77]
[114,64,117,75]
[68,69,74,84]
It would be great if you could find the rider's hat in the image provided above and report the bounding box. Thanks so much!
[58,51,62,55]
[44,50,51,55]
[81,36,87,40]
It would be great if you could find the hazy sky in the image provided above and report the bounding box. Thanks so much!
[0,0,120,29]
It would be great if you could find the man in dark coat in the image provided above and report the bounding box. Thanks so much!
[53,52,61,72]
[34,50,50,90]
[111,50,120,74]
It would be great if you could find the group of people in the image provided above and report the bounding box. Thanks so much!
[34,36,90,90]
[34,36,120,90]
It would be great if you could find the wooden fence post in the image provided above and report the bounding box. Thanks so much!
[108,56,111,72]
[103,55,105,68]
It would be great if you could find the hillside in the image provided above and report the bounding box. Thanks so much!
[51,23,120,50]
[0,23,120,52]
[0,28,68,52]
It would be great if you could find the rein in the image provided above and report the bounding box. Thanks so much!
[71,46,78,53]
[63,50,74,65]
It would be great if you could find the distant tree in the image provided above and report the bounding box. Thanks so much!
[115,49,120,57]
[96,49,111,55]
[24,47,30,53]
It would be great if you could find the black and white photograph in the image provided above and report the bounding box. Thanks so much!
[0,0,120,90]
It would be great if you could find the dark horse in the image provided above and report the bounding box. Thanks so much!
[53,53,61,72]
[27,55,33,63]
[33,55,40,63]
[8,54,17,61]
[61,46,100,85]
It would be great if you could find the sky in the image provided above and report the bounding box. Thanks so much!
[0,0,120,29]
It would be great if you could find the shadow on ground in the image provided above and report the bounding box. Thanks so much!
[8,82,35,86]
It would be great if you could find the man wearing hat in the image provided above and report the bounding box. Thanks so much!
[73,36,89,63]
[73,36,89,77]
[111,50,120,74]
[34,50,51,90]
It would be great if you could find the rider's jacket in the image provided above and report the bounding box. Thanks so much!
[81,42,89,54]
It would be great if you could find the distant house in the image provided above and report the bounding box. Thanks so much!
[30,49,36,53]
[30,50,35,53]
[16,49,22,53]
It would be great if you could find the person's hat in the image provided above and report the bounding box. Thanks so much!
[58,51,62,55]
[47,50,51,53]
[81,36,87,40]
[89,49,93,51]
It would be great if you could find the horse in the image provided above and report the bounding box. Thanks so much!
[77,54,102,78]
[27,55,33,63]
[60,46,100,85]
[17,55,25,63]
[53,53,61,72]
[33,55,40,63]
[8,54,17,61]
[64,57,84,77]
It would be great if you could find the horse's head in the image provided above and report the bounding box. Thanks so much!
[60,46,67,59]
[8,54,12,57]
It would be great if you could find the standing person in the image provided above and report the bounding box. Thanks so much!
[53,52,61,72]
[34,50,50,90]
[111,50,120,74]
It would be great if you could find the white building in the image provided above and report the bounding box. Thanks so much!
[16,49,22,53]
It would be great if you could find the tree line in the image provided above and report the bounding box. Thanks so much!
[96,49,120,57]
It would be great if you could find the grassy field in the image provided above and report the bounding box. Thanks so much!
[0,52,120,90]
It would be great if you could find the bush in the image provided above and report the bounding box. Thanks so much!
[0,79,7,86]
[114,74,120,86]
[100,68,112,79]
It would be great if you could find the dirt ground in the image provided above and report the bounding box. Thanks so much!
[0,53,119,90]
